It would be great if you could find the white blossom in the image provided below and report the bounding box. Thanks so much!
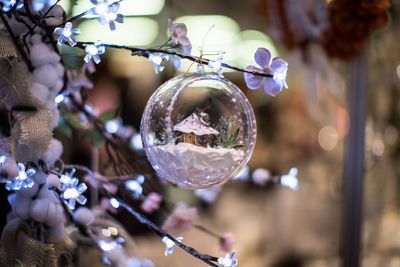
[32,0,57,12]
[84,40,105,64]
[60,170,87,209]
[90,0,124,31]
[280,167,299,191]
[4,163,36,191]
[54,22,81,47]
[162,236,183,256]
[218,250,238,267]
[1,0,23,12]
[125,175,145,199]
[208,54,224,76]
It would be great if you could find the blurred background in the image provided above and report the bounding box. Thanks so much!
[5,0,400,266]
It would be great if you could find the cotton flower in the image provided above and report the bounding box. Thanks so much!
[218,250,238,267]
[54,22,81,47]
[168,19,192,55]
[220,232,234,252]
[162,202,198,235]
[84,40,105,64]
[244,48,288,97]
[141,192,162,213]
[162,236,183,256]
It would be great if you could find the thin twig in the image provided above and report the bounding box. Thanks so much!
[76,42,273,78]
[0,12,34,71]
[116,199,220,266]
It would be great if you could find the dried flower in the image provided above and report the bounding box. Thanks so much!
[168,19,192,55]
[220,232,234,252]
[244,48,288,97]
[162,202,198,235]
[141,192,162,213]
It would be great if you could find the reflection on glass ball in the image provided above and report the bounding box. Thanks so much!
[141,73,256,189]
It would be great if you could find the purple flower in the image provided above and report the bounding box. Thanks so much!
[168,19,192,56]
[244,48,288,97]
[162,202,198,235]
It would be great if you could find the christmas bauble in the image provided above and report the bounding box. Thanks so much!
[141,73,256,189]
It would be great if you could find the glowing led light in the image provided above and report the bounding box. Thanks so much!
[280,168,299,191]
[54,22,80,47]
[125,175,145,198]
[105,119,119,134]
[55,94,64,104]
[110,197,119,208]
[162,236,183,256]
[130,133,143,150]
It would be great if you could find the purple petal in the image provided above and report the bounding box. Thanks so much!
[262,78,283,97]
[244,66,264,90]
[269,57,288,72]
[254,48,271,68]
[168,19,174,32]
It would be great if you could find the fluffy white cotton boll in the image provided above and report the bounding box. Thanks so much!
[73,207,94,226]
[51,108,60,129]
[30,44,52,67]
[55,63,64,79]
[0,158,19,178]
[48,51,61,65]
[46,203,64,226]
[33,171,48,184]
[46,174,60,189]
[52,79,64,93]
[45,17,62,26]
[18,180,39,198]
[46,224,67,243]
[30,198,50,222]
[48,5,64,17]
[37,185,52,199]
[45,201,57,222]
[31,34,42,45]
[31,82,50,103]
[12,195,32,220]
[33,65,58,88]
[42,138,63,167]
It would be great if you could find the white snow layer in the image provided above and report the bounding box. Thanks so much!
[150,142,244,188]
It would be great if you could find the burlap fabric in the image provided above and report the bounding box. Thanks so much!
[0,219,57,267]
[0,32,53,162]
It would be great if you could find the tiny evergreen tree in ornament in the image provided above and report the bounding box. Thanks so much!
[0,0,292,266]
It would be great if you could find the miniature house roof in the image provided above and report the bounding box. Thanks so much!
[173,113,219,136]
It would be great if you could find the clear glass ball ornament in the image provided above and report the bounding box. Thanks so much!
[141,73,256,189]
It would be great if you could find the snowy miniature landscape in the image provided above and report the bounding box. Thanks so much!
[150,142,245,187]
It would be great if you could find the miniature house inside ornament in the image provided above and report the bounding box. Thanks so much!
[141,73,256,189]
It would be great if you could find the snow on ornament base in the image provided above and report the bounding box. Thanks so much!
[141,73,256,189]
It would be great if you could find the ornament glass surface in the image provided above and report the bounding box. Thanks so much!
[141,73,256,189]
